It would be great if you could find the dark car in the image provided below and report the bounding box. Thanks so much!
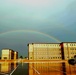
[68,55,76,65]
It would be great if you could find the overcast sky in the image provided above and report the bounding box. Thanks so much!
[0,0,76,57]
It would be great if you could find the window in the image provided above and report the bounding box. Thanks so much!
[42,57,43,59]
[67,57,69,58]
[4,57,7,59]
[74,44,75,46]
[70,48,74,50]
[55,57,57,59]
[71,57,73,58]
[70,44,73,46]
[30,57,32,59]
[60,57,61,58]
[53,57,55,59]
[58,57,59,59]
[49,57,50,59]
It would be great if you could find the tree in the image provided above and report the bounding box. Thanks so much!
[20,56,23,59]
[25,57,27,59]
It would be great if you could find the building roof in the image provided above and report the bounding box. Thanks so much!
[27,42,76,46]
[2,48,14,51]
[28,42,60,44]
[61,42,76,43]
[27,43,60,46]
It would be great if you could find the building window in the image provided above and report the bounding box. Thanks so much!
[58,57,59,59]
[70,48,74,50]
[56,57,57,59]
[70,44,73,46]
[67,57,69,58]
[30,57,32,59]
[60,57,61,58]
[71,57,73,58]
[49,57,50,59]
[4,57,7,59]
[53,57,55,59]
[42,57,43,59]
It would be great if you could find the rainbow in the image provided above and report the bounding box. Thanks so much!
[0,30,61,42]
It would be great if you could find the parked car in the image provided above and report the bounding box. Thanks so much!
[68,55,76,65]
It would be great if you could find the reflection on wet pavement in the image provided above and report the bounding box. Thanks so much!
[0,62,18,75]
[0,62,76,75]
[29,62,76,75]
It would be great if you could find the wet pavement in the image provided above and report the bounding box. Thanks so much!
[0,61,76,75]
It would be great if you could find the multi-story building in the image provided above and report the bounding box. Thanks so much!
[60,42,76,60]
[1,48,14,60]
[28,43,62,60]
[28,42,76,60]
[1,48,18,60]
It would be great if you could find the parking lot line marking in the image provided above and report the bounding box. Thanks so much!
[32,67,40,75]
[10,65,19,75]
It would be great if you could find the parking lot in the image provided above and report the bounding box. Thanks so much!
[0,62,76,75]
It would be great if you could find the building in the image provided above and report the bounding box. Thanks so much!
[28,43,62,60]
[14,51,18,60]
[28,42,76,60]
[1,48,18,60]
[1,48,14,60]
[60,42,76,60]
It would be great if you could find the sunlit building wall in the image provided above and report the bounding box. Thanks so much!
[28,42,76,60]
[1,49,14,60]
[14,51,18,60]
[28,43,62,60]
[28,44,34,60]
[60,42,76,60]
[2,49,10,59]
[1,48,18,60]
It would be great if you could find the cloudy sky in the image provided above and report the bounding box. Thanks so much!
[0,0,76,57]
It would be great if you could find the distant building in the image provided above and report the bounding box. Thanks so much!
[28,42,76,60]
[28,43,62,60]
[1,48,18,60]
